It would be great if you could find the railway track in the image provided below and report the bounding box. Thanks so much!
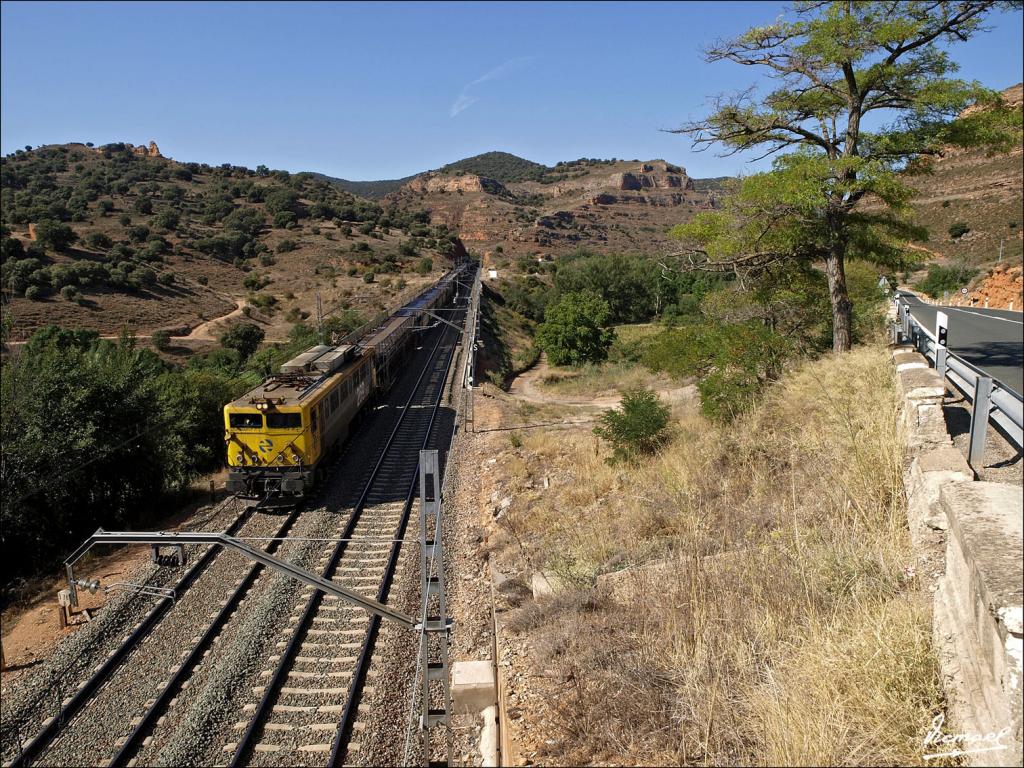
[226,301,464,767]
[2,495,251,766]
[3,283,469,768]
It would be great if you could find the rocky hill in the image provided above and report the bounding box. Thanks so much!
[439,151,549,183]
[903,83,1023,268]
[385,157,716,265]
[1,143,457,344]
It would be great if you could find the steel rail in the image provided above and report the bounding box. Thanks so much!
[8,500,252,768]
[328,301,466,766]
[228,298,463,766]
[106,508,303,766]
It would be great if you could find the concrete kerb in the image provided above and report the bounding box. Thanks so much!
[894,350,930,373]
[891,346,1024,765]
[906,445,973,540]
[935,482,1023,767]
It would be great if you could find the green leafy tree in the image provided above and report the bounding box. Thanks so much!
[223,207,265,237]
[670,1,1020,352]
[220,322,265,360]
[594,389,672,463]
[1,236,25,263]
[536,291,615,366]
[35,219,77,251]
[643,322,790,422]
[1,330,248,584]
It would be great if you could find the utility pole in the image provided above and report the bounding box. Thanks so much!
[315,290,323,341]
[998,239,1004,263]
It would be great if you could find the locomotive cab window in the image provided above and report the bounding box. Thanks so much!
[266,412,302,429]
[229,413,263,429]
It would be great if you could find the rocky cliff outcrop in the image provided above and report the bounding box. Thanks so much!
[612,161,693,191]
[125,141,162,158]
[966,263,1023,309]
[405,172,508,196]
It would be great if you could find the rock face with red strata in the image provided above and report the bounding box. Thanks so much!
[388,160,714,257]
[965,264,1024,309]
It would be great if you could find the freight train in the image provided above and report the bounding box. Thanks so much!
[223,265,467,506]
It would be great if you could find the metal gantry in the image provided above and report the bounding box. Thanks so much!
[65,530,418,628]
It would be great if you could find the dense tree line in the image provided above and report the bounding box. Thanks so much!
[0,328,248,590]
[0,316,348,592]
[497,248,888,421]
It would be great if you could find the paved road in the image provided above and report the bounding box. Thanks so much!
[899,293,1024,397]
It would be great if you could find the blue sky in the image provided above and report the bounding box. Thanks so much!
[2,1,1021,180]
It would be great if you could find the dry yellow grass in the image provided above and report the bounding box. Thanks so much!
[500,346,944,765]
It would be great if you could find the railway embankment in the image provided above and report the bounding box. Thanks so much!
[443,343,949,765]
[892,342,1023,766]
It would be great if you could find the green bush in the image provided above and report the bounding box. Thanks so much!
[60,285,80,301]
[276,238,298,253]
[24,285,42,301]
[1,329,249,586]
[643,322,790,422]
[249,292,278,310]
[416,256,433,274]
[152,329,172,351]
[363,271,375,283]
[84,232,113,251]
[594,389,671,463]
[913,264,979,298]
[273,211,297,229]
[948,221,970,239]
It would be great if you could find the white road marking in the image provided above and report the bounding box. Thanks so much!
[943,307,1023,326]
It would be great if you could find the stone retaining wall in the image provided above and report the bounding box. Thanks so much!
[893,344,1022,766]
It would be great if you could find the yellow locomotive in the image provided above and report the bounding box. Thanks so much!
[223,268,463,505]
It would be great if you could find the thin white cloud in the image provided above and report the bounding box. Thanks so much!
[450,56,536,117]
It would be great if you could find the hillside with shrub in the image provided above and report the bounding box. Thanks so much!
[1,143,459,342]
[899,83,1023,276]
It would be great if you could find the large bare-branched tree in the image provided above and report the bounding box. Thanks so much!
[671,1,1021,352]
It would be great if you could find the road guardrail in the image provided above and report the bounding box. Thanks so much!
[893,295,1024,466]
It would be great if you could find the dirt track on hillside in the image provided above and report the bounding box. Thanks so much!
[507,356,695,410]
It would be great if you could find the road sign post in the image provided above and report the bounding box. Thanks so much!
[935,310,949,348]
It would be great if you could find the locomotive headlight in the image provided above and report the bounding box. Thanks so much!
[291,453,301,463]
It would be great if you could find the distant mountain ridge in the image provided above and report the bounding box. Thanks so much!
[307,172,414,199]
[312,150,732,197]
